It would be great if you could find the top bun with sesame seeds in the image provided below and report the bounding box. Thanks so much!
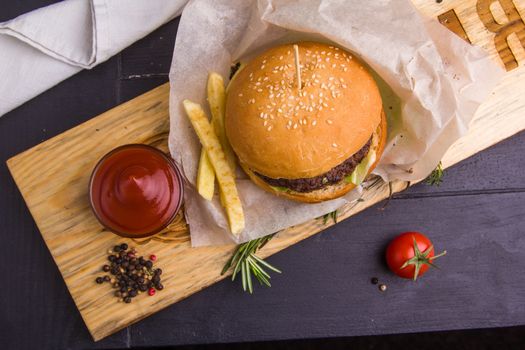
[225,42,386,203]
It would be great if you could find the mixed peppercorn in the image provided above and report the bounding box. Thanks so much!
[95,243,163,303]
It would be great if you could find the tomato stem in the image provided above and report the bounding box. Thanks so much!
[399,237,447,280]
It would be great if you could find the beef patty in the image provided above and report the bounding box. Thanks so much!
[255,137,372,193]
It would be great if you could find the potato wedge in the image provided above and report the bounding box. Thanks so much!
[207,72,237,175]
[196,150,215,200]
[183,99,245,235]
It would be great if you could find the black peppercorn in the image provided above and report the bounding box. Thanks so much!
[115,291,122,298]
[110,268,119,275]
[124,296,132,303]
[102,265,110,272]
[108,255,116,262]
[139,284,148,292]
[155,283,164,291]
[371,277,379,285]
[120,243,128,251]
[95,277,104,284]
[154,268,162,276]
[129,290,138,297]
[145,261,153,269]
[103,275,110,282]
[152,275,160,284]
[114,245,121,253]
[120,286,127,293]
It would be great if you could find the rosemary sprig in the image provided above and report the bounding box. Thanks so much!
[322,209,338,224]
[426,161,444,186]
[221,234,281,294]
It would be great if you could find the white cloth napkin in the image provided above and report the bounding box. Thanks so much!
[0,0,188,117]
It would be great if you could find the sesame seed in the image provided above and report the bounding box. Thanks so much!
[278,108,283,113]
[262,59,267,64]
[279,56,283,60]
[321,51,326,54]
[332,143,338,148]
[319,92,324,97]
[326,119,333,124]
[293,123,298,129]
[267,125,273,131]
[323,103,329,107]
[343,67,348,72]
[259,112,265,118]
[327,52,332,56]
[264,120,268,126]
[332,64,336,68]
[238,93,243,97]
[342,84,347,89]
[312,120,317,126]
[261,65,266,69]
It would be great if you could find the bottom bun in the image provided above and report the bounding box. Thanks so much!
[241,110,387,203]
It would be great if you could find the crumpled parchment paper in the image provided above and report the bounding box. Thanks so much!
[168,0,504,246]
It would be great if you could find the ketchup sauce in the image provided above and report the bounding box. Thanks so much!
[89,144,183,238]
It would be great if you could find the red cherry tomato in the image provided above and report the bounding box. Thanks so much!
[386,231,446,280]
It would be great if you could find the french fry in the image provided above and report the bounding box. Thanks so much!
[183,99,245,235]
[207,72,237,175]
[196,150,215,200]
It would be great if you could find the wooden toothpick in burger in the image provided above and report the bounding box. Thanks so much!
[293,44,302,90]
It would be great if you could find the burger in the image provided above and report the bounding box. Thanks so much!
[225,42,387,203]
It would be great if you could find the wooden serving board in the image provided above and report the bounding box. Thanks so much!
[6,0,525,342]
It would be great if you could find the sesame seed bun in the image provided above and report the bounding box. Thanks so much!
[225,42,386,202]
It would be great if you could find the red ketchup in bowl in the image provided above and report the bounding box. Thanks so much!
[89,144,184,238]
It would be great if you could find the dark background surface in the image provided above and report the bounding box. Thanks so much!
[1,1,524,349]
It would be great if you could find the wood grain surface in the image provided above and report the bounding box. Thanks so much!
[4,0,525,344]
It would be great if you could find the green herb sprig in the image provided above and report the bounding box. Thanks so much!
[426,161,444,186]
[222,234,281,294]
[322,210,338,225]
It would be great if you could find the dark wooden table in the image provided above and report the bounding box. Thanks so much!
[1,2,525,349]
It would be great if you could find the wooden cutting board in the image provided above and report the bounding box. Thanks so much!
[6,0,525,341]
